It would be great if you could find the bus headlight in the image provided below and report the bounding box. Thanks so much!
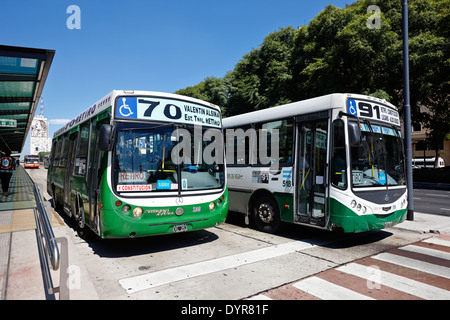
[209,202,216,211]
[351,200,357,208]
[122,205,131,213]
[133,207,143,217]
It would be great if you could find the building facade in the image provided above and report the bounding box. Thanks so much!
[411,123,449,167]
[30,114,51,154]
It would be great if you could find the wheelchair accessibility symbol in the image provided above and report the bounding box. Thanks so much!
[347,99,358,116]
[116,97,137,118]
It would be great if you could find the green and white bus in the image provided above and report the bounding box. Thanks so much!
[47,90,228,239]
[223,93,407,233]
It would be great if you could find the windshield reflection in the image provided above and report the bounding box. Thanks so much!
[350,122,405,188]
[113,123,225,193]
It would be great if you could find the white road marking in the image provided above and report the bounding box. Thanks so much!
[119,239,330,294]
[423,237,450,247]
[292,276,374,300]
[372,252,450,279]
[401,244,450,260]
[337,263,450,300]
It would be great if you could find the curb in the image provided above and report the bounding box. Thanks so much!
[393,211,450,235]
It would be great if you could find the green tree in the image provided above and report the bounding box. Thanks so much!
[176,0,449,148]
[226,27,297,115]
[176,77,230,115]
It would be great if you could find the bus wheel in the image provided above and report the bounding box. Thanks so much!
[75,203,92,240]
[252,196,281,234]
[76,217,92,240]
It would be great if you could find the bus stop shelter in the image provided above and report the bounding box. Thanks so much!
[0,44,54,154]
[0,45,57,299]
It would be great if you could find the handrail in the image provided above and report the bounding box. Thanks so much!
[33,181,60,296]
[34,181,60,271]
[33,207,56,295]
[23,167,69,299]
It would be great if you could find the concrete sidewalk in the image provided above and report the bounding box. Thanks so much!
[0,167,98,300]
[393,211,450,235]
[3,222,99,300]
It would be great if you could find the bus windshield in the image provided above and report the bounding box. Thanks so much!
[25,157,39,163]
[350,121,405,188]
[113,122,225,193]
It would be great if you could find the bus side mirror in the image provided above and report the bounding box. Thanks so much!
[348,122,361,147]
[98,124,115,151]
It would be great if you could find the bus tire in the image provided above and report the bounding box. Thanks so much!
[252,195,281,234]
[53,185,63,213]
[75,198,92,240]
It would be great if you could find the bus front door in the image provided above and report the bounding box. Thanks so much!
[89,144,102,230]
[295,119,328,227]
[88,119,108,235]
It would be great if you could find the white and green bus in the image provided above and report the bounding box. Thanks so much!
[223,93,407,233]
[47,90,228,239]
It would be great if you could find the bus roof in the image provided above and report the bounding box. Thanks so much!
[222,93,395,128]
[53,90,221,138]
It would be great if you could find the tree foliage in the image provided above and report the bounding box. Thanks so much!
[175,0,449,144]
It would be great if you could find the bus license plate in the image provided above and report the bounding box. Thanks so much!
[173,224,188,233]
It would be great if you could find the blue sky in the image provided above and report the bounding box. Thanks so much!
[0,0,352,156]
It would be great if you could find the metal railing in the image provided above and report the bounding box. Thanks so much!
[32,180,69,299]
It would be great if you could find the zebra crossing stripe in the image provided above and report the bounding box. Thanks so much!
[292,276,374,300]
[337,263,450,300]
[400,244,450,260]
[423,237,450,247]
[372,252,450,279]
[246,237,450,300]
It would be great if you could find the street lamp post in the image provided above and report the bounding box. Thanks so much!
[402,0,414,221]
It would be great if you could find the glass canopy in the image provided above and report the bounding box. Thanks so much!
[0,45,55,154]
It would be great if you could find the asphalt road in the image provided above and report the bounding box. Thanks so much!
[24,167,449,301]
[412,187,450,216]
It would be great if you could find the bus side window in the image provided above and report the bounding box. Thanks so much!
[74,122,90,176]
[60,134,70,167]
[54,138,63,167]
[331,119,347,189]
[49,140,57,166]
[226,125,254,166]
[255,118,294,166]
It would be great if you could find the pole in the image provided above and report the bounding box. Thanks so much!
[402,0,414,220]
